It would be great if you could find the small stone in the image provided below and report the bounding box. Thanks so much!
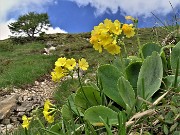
[2,119,10,125]
[35,81,39,85]
[10,117,18,123]
[17,112,25,117]
[0,124,5,127]
[16,106,26,112]
[23,96,28,101]
[41,82,45,86]
[26,106,32,112]
[18,96,23,103]
[6,124,13,130]
[27,97,33,101]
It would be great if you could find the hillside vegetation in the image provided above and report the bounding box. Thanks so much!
[0,27,170,89]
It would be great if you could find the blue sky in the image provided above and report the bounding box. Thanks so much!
[0,0,180,40]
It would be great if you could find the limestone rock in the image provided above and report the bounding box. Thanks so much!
[0,95,17,120]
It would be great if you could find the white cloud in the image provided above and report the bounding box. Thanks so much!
[0,20,67,40]
[68,0,180,17]
[0,19,15,40]
[44,27,67,34]
[0,0,57,23]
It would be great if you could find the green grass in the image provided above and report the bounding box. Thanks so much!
[0,41,58,88]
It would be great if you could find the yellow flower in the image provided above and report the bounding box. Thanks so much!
[111,20,122,35]
[99,32,113,46]
[125,16,135,21]
[78,58,89,70]
[46,115,54,123]
[51,66,66,82]
[104,18,113,32]
[105,43,121,55]
[65,58,76,70]
[90,18,122,55]
[43,110,55,123]
[122,24,135,38]
[44,99,53,111]
[55,57,66,67]
[93,43,103,53]
[22,115,32,130]
[43,100,55,123]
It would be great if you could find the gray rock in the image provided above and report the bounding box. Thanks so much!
[16,106,26,112]
[17,112,25,117]
[10,117,18,123]
[6,124,13,130]
[2,119,10,125]
[0,95,17,120]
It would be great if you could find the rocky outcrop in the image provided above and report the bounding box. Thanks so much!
[0,77,57,134]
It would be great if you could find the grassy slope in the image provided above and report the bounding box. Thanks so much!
[0,26,169,89]
[0,42,58,88]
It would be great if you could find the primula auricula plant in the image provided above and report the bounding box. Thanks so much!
[90,18,136,55]
[21,58,89,130]
[51,57,89,82]
[21,16,180,135]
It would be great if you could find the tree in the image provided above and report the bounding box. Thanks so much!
[8,12,51,40]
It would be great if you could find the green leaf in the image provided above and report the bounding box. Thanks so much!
[99,116,113,135]
[163,75,180,89]
[118,111,127,135]
[49,123,63,135]
[126,61,142,94]
[84,106,118,126]
[163,124,169,135]
[61,93,83,120]
[117,77,136,114]
[141,42,161,58]
[171,41,180,74]
[137,52,163,100]
[165,111,174,124]
[75,86,102,113]
[98,64,125,108]
[170,122,178,132]
[112,57,130,73]
[173,131,180,135]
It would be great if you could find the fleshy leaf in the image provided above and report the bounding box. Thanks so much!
[141,42,161,58]
[84,106,118,126]
[137,52,163,100]
[126,61,142,95]
[170,41,180,74]
[117,76,136,114]
[75,86,102,113]
[98,64,125,108]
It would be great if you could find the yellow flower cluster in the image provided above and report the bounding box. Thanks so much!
[22,115,32,129]
[90,18,135,55]
[43,99,55,123]
[122,24,135,38]
[51,57,89,82]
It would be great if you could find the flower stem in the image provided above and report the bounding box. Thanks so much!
[134,21,144,60]
[36,117,45,129]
